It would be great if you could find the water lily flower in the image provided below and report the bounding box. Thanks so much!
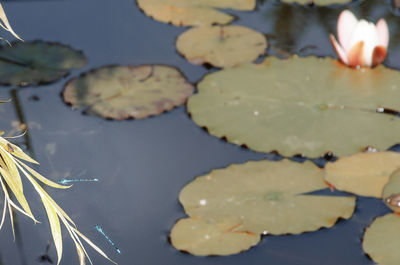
[330,10,389,68]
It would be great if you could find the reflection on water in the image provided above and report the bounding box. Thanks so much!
[0,0,398,264]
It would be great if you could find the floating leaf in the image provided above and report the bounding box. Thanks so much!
[280,0,353,5]
[176,25,267,68]
[188,56,400,157]
[63,65,194,120]
[0,40,86,86]
[363,213,400,265]
[382,169,400,212]
[137,0,256,26]
[324,152,400,198]
[170,218,260,256]
[178,159,355,236]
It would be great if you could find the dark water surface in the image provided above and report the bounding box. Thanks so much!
[0,0,398,264]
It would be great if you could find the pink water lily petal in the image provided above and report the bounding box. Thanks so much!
[330,34,348,65]
[371,46,387,67]
[376,18,389,49]
[349,20,379,67]
[337,10,358,53]
[347,41,364,67]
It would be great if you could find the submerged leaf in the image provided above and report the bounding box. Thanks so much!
[137,0,256,27]
[0,40,86,86]
[363,214,400,265]
[188,56,400,157]
[170,218,260,256]
[178,160,355,236]
[324,152,400,198]
[63,65,194,120]
[176,25,267,68]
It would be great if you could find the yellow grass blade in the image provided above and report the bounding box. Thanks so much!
[13,158,77,226]
[0,137,38,164]
[0,167,35,221]
[61,215,88,265]
[8,198,14,239]
[0,176,32,222]
[0,133,113,265]
[0,193,6,230]
[75,242,86,265]
[74,228,118,265]
[41,196,63,265]
[0,3,22,41]
[16,159,71,189]
[0,147,23,191]
[72,231,93,265]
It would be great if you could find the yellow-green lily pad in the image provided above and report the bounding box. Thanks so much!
[0,40,86,86]
[280,0,352,5]
[383,169,400,212]
[176,25,267,68]
[188,56,400,157]
[170,217,260,256]
[178,159,355,235]
[363,213,400,265]
[324,152,400,198]
[137,0,256,27]
[63,65,194,120]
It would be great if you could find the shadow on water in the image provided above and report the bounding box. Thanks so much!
[0,0,399,264]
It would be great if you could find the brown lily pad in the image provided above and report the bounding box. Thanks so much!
[178,159,355,236]
[63,65,194,120]
[170,217,260,256]
[176,25,267,68]
[137,0,256,27]
[0,40,86,86]
[325,152,400,198]
[363,213,400,265]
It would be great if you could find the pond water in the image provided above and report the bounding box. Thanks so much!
[0,0,397,264]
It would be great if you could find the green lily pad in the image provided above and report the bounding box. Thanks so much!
[383,169,400,212]
[178,159,355,235]
[63,65,194,120]
[0,40,86,86]
[176,25,267,68]
[324,152,400,198]
[280,0,352,5]
[188,56,400,157]
[170,218,260,256]
[363,214,400,265]
[137,0,256,27]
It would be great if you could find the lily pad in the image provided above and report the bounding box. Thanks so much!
[137,0,256,27]
[63,65,194,120]
[324,152,400,198]
[363,214,400,265]
[0,40,86,86]
[382,169,400,212]
[280,0,352,5]
[188,56,400,157]
[170,218,260,256]
[178,159,355,235]
[176,25,267,68]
